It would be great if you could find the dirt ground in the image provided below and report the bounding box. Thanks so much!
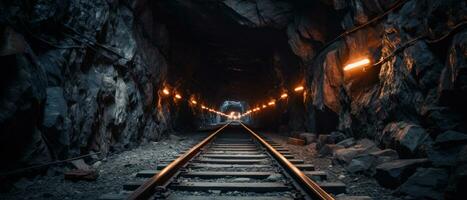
[0,132,208,200]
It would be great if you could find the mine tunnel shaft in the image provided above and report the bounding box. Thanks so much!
[1,0,467,199]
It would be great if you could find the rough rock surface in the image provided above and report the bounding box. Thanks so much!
[0,0,173,173]
[378,122,432,158]
[374,158,429,189]
[265,132,402,200]
[398,168,449,200]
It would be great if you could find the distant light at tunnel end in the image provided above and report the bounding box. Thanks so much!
[344,58,370,71]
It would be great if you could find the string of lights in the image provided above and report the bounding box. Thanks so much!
[240,85,306,118]
[238,57,374,118]
[160,87,229,118]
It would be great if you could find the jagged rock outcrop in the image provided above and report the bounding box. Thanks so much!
[0,0,173,171]
[296,0,466,196]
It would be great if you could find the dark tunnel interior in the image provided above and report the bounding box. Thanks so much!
[1,0,466,199]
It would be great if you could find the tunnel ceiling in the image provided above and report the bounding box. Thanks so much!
[152,0,339,106]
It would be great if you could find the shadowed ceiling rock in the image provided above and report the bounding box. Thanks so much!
[223,0,292,28]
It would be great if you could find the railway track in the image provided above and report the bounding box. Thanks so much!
[101,122,370,200]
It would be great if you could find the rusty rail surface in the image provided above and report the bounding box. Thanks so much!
[239,122,334,200]
[127,122,231,200]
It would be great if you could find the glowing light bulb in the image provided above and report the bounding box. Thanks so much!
[268,100,275,106]
[175,94,182,99]
[343,58,370,71]
[162,88,170,95]
[280,93,288,99]
[294,86,304,92]
[191,100,197,104]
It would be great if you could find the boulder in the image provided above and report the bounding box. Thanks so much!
[317,134,333,149]
[378,122,432,157]
[427,131,467,167]
[346,149,399,174]
[299,133,317,144]
[346,154,375,173]
[288,137,305,145]
[336,138,355,148]
[434,130,467,147]
[374,159,429,189]
[329,131,347,143]
[398,168,449,200]
[335,139,379,164]
[355,139,379,152]
[64,169,98,181]
[446,146,467,198]
[334,147,365,164]
[427,145,463,167]
[370,149,399,165]
[319,144,344,156]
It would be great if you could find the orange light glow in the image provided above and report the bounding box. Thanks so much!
[268,100,276,106]
[294,86,304,92]
[162,88,170,95]
[175,94,182,99]
[191,100,197,104]
[280,93,288,99]
[201,105,206,109]
[262,105,267,108]
[344,58,370,71]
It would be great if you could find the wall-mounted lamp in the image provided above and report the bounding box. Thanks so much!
[344,58,370,71]
[294,86,304,92]
[162,88,170,95]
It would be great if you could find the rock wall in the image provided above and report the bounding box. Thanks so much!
[304,0,466,143]
[301,0,467,198]
[0,0,173,171]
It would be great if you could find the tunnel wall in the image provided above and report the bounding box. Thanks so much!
[303,0,467,138]
[0,0,174,171]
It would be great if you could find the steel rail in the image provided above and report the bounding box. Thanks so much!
[127,122,231,200]
[239,122,335,200]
